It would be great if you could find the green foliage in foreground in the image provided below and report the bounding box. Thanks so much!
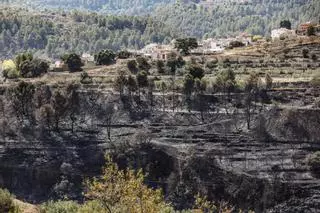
[39,156,226,213]
[40,201,79,213]
[0,189,20,213]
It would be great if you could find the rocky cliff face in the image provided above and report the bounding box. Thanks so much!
[0,85,319,212]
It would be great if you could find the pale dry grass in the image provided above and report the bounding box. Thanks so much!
[14,199,40,213]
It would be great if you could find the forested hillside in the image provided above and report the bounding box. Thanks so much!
[0,7,175,59]
[0,0,319,59]
[2,0,175,15]
[153,0,320,37]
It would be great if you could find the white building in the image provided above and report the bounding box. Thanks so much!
[271,28,296,40]
[81,53,95,63]
[139,43,175,60]
[193,38,226,54]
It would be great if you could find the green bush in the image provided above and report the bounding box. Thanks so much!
[3,68,20,79]
[78,200,107,213]
[307,152,320,174]
[95,49,116,65]
[2,60,19,79]
[229,40,245,48]
[0,188,20,213]
[80,72,93,84]
[40,200,79,213]
[61,53,84,72]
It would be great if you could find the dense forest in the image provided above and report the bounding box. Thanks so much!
[153,0,320,38]
[1,0,175,14]
[0,7,175,59]
[0,0,319,59]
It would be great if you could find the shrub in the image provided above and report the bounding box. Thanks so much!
[187,64,205,79]
[37,159,237,213]
[61,53,84,72]
[280,20,292,29]
[136,71,149,88]
[0,188,19,213]
[156,60,166,74]
[78,200,106,213]
[302,49,309,58]
[15,52,33,71]
[3,68,20,79]
[19,58,49,78]
[40,200,79,213]
[85,156,171,213]
[307,152,320,174]
[214,69,236,93]
[307,25,315,36]
[311,54,317,61]
[95,49,116,65]
[2,60,19,79]
[127,60,138,73]
[136,56,151,71]
[229,40,245,48]
[80,72,93,84]
[117,50,131,59]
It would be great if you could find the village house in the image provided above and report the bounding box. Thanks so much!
[50,60,68,72]
[294,21,320,36]
[296,22,313,35]
[198,38,225,54]
[138,43,175,60]
[194,33,252,54]
[193,38,235,54]
[81,53,95,66]
[271,28,296,40]
[236,32,252,45]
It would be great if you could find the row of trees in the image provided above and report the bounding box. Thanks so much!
[2,52,49,79]
[109,50,274,129]
[0,80,123,142]
[61,49,131,72]
[5,82,79,132]
[2,48,130,79]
